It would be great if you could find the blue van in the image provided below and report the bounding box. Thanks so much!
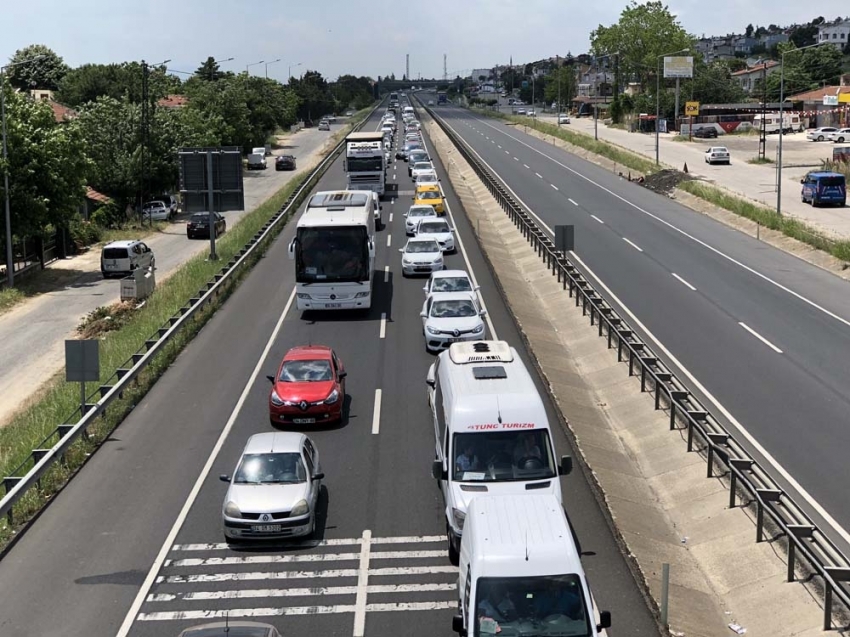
[800,171,846,207]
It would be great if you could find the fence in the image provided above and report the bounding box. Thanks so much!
[421,99,850,630]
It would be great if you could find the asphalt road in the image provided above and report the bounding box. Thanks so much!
[0,106,658,636]
[423,97,850,554]
[0,123,334,428]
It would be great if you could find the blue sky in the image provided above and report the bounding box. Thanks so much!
[2,1,847,81]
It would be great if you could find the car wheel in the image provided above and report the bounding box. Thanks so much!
[817,135,824,141]
[839,137,846,143]
[812,197,819,207]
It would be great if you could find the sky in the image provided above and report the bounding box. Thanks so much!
[1,1,848,82]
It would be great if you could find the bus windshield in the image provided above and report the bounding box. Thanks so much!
[452,429,556,482]
[295,226,370,283]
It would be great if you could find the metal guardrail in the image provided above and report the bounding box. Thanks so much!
[0,103,381,528]
[421,99,850,630]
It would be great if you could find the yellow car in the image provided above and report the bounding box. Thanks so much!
[413,184,445,215]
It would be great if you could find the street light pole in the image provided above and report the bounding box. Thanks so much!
[777,41,826,216]
[656,48,689,165]
[246,60,264,75]
[287,62,302,82]
[2,55,47,288]
[265,58,281,79]
[593,52,619,141]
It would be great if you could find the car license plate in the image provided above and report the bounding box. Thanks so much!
[449,338,463,343]
[254,524,282,533]
[293,418,316,424]
[324,303,342,308]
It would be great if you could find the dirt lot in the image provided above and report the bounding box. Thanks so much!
[678,130,844,168]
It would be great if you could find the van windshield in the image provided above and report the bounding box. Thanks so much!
[475,574,591,637]
[452,429,556,482]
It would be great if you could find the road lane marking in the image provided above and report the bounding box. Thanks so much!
[380,313,387,338]
[550,184,559,190]
[497,144,502,148]
[148,583,456,604]
[591,215,604,224]
[116,287,298,637]
[353,529,372,637]
[568,198,578,206]
[169,534,444,553]
[505,150,510,154]
[138,602,457,622]
[739,322,783,354]
[523,164,530,169]
[371,389,382,435]
[386,234,392,247]
[672,273,696,291]
[389,212,394,222]
[514,157,519,161]
[623,238,643,252]
[384,265,390,283]
[535,172,543,179]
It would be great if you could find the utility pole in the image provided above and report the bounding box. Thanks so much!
[140,60,150,227]
[557,57,562,126]
[759,63,767,160]
[406,54,410,82]
[443,54,447,82]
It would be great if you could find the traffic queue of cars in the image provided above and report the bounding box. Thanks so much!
[209,95,612,637]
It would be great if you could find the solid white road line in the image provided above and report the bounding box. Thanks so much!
[140,606,356,621]
[671,273,696,291]
[550,184,559,191]
[739,322,783,354]
[370,565,455,576]
[568,198,578,206]
[623,238,643,252]
[169,534,444,553]
[365,602,456,612]
[380,313,387,339]
[158,569,360,585]
[115,287,298,637]
[353,529,371,637]
[371,389,382,434]
[386,234,392,247]
[384,265,390,283]
[591,215,604,224]
[434,112,850,547]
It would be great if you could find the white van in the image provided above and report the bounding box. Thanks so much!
[403,105,415,116]
[453,494,611,637]
[428,340,573,564]
[101,240,155,278]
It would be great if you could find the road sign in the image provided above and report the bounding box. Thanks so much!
[664,56,693,79]
[65,340,99,382]
[178,147,245,213]
[555,225,574,253]
[824,95,838,106]
[685,101,700,116]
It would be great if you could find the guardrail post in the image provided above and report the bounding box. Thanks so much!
[669,390,689,430]
[786,525,814,582]
[755,488,782,542]
[3,477,21,524]
[727,459,753,508]
[705,432,729,477]
[823,567,850,630]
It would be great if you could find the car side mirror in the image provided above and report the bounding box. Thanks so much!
[219,474,231,483]
[800,179,805,184]
[432,459,448,481]
[479,310,487,317]
[452,613,466,635]
[474,285,481,291]
[398,248,404,253]
[266,375,275,384]
[597,610,612,630]
[338,371,347,379]
[420,311,427,318]
[426,363,437,387]
[560,455,573,475]
[312,472,325,481]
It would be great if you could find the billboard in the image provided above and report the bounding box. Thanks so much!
[664,56,693,79]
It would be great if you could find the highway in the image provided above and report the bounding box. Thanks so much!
[423,97,850,554]
[0,105,658,637]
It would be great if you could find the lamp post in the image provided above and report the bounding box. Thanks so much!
[777,41,827,216]
[246,60,264,75]
[2,55,47,288]
[656,48,689,165]
[265,58,281,79]
[593,51,619,140]
[287,62,302,82]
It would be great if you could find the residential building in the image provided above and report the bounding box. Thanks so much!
[818,19,850,50]
[470,68,491,82]
[27,89,76,123]
[759,32,789,49]
[733,36,758,55]
[731,61,779,93]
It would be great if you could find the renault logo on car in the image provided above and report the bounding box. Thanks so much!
[453,329,460,337]
[300,400,308,410]
[261,513,270,522]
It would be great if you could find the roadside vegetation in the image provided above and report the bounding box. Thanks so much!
[0,107,372,547]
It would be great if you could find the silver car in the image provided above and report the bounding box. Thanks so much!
[399,238,444,276]
[220,432,323,543]
[422,269,478,297]
[415,217,455,253]
[405,205,439,235]
[420,291,487,353]
[179,621,282,637]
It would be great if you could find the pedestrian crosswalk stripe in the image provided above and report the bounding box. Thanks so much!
[156,568,359,585]
[148,582,455,603]
[171,535,443,553]
[166,549,445,569]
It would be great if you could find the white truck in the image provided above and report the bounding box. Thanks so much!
[247,147,267,170]
[288,191,377,311]
[344,132,386,197]
[753,112,803,134]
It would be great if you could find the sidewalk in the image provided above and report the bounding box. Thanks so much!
[539,114,850,240]
[0,123,339,428]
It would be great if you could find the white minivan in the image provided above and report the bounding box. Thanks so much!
[100,240,155,278]
[428,340,573,564]
[452,494,611,637]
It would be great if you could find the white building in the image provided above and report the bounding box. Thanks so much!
[470,68,492,82]
[818,19,850,50]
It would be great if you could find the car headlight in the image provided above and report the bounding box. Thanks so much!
[472,323,484,334]
[270,389,284,407]
[432,258,443,265]
[426,325,441,335]
[402,258,412,265]
[324,388,340,404]
[452,507,466,530]
[290,499,309,517]
[354,291,369,298]
[224,501,242,518]
[297,293,310,299]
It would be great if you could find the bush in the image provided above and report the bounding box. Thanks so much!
[69,216,103,248]
[90,201,125,229]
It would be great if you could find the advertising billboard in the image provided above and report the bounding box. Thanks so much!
[664,56,693,79]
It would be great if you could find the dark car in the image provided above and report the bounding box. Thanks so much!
[693,127,718,139]
[276,155,297,171]
[178,621,282,637]
[187,212,226,239]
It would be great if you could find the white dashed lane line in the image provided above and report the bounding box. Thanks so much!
[623,238,643,252]
[523,164,530,169]
[535,172,543,179]
[739,322,783,354]
[671,273,696,291]
[568,198,578,206]
[550,184,559,191]
[590,215,604,224]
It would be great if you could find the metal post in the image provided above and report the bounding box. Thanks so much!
[655,59,661,165]
[207,151,218,260]
[1,72,12,288]
[660,563,670,627]
[777,56,784,216]
[80,380,86,416]
[674,77,680,132]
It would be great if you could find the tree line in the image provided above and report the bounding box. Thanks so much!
[0,44,375,249]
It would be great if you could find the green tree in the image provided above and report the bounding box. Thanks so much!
[543,67,577,109]
[195,57,225,82]
[590,1,692,92]
[5,44,68,91]
[57,62,180,108]
[745,24,754,38]
[289,71,336,122]
[0,84,89,243]
[330,75,375,111]
[689,60,746,105]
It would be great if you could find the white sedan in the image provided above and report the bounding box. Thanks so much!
[415,217,455,253]
[400,238,444,276]
[415,171,439,186]
[411,161,434,180]
[704,146,731,165]
[420,292,487,353]
[405,205,439,235]
[828,128,850,143]
[423,269,478,296]
[807,127,838,141]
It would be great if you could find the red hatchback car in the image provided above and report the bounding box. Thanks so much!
[267,346,346,426]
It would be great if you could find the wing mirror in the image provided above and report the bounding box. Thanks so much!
[219,474,231,483]
[338,371,347,379]
[432,459,447,481]
[479,310,488,317]
[426,363,437,387]
[312,472,325,481]
[452,614,466,635]
[800,178,805,184]
[266,374,275,384]
[597,610,612,631]
[420,311,427,318]
[398,248,404,253]
[560,455,573,475]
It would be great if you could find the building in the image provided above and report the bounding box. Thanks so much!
[785,85,850,128]
[818,19,850,50]
[470,69,491,82]
[759,32,789,49]
[733,36,758,55]
[731,61,779,93]
[27,89,76,123]
[157,94,189,108]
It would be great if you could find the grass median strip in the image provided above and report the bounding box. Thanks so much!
[0,106,372,546]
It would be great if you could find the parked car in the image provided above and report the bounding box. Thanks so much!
[693,127,718,139]
[186,212,226,239]
[558,114,570,124]
[704,146,731,165]
[100,240,154,278]
[807,127,838,142]
[220,432,323,542]
[275,155,297,171]
[267,345,346,426]
[142,200,171,221]
[828,128,850,143]
[247,152,266,170]
[800,171,846,207]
